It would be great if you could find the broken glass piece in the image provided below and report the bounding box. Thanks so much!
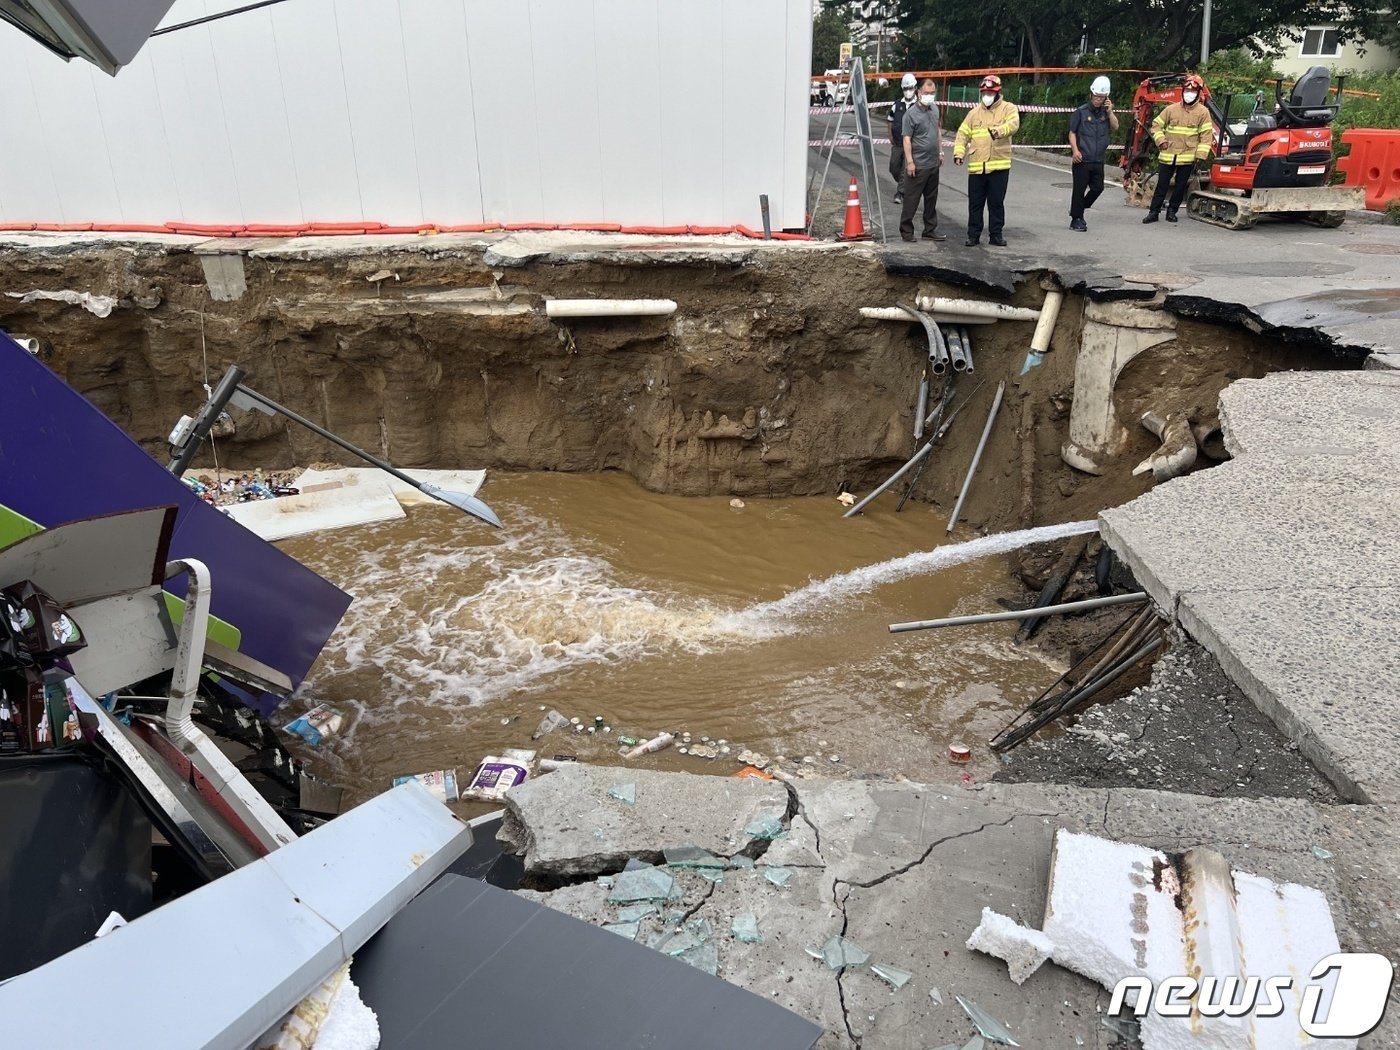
[687,917,715,941]
[731,912,762,944]
[764,866,795,888]
[1075,1037,1085,1047]
[616,903,658,922]
[607,864,680,903]
[804,945,825,961]
[744,814,786,839]
[662,906,688,925]
[929,986,944,1006]
[664,843,728,869]
[602,921,640,940]
[646,929,676,951]
[730,855,756,870]
[607,783,636,805]
[961,1039,986,1050]
[623,857,651,871]
[1312,845,1334,860]
[1101,1013,1143,1048]
[664,929,707,955]
[871,963,913,990]
[820,936,871,970]
[597,875,615,889]
[698,867,725,884]
[957,996,1020,1046]
[677,940,720,975]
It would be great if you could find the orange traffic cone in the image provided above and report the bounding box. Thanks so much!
[840,177,870,241]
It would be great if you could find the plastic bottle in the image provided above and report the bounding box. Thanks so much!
[624,732,675,759]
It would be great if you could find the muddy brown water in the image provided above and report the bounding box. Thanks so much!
[279,472,1091,808]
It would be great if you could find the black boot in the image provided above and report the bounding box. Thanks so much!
[1142,211,1160,224]
[1165,210,1179,223]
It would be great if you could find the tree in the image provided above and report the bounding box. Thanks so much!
[812,4,852,74]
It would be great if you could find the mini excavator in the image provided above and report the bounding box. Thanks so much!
[1121,66,1365,230]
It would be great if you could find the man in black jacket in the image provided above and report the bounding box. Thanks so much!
[1067,76,1119,232]
[888,73,918,205]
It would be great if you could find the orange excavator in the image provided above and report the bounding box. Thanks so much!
[1121,67,1365,229]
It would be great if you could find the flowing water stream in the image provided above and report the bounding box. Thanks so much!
[279,472,1095,804]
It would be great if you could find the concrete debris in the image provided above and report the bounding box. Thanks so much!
[965,907,1054,985]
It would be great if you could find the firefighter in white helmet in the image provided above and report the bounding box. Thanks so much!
[1067,75,1119,232]
[953,74,1020,246]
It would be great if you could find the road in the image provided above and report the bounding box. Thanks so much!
[807,106,1400,353]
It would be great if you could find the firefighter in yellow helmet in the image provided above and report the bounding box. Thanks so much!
[953,74,1020,246]
[1144,73,1214,224]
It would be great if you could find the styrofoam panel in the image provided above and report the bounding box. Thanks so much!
[529,0,605,222]
[23,50,121,223]
[0,41,65,221]
[778,0,812,228]
[592,0,665,223]
[333,3,424,225]
[204,7,304,224]
[87,57,182,223]
[656,0,725,225]
[465,1,544,221]
[721,0,783,230]
[269,0,364,222]
[147,8,246,224]
[398,0,485,224]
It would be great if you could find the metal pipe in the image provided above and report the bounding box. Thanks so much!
[1058,634,1166,714]
[896,301,948,375]
[167,364,246,475]
[843,440,937,518]
[859,307,996,325]
[545,299,677,318]
[914,296,1041,322]
[958,324,975,373]
[946,380,1005,533]
[889,591,1148,634]
[914,374,929,441]
[760,194,772,240]
[944,325,968,372]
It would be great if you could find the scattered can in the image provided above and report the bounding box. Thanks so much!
[948,742,971,764]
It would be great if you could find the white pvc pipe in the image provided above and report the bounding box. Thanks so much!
[859,307,996,325]
[545,299,677,318]
[1031,289,1064,353]
[914,296,1041,322]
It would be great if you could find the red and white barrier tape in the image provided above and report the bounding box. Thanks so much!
[811,99,1093,117]
[810,138,1125,151]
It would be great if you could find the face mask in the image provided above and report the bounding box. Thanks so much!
[1183,90,1199,104]
[981,93,998,107]
[903,88,916,100]
[919,93,935,107]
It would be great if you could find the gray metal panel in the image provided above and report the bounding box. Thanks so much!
[65,590,178,697]
[62,0,175,66]
[353,875,824,1050]
[0,506,174,604]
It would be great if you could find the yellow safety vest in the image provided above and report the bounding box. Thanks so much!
[953,100,1021,174]
[1151,101,1213,165]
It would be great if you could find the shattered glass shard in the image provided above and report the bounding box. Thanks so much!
[698,868,725,884]
[744,814,787,839]
[961,1039,986,1050]
[617,903,658,922]
[956,996,1020,1047]
[664,929,707,956]
[820,936,871,970]
[607,864,680,903]
[730,855,756,870]
[929,986,944,1006]
[1100,1013,1143,1048]
[662,907,688,925]
[623,857,651,871]
[731,912,763,944]
[1311,845,1333,860]
[677,940,720,975]
[602,921,641,941]
[763,866,795,888]
[607,783,637,805]
[804,946,825,961]
[664,843,728,869]
[686,917,715,941]
[871,963,913,990]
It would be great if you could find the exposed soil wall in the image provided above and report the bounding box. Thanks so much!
[0,240,1352,533]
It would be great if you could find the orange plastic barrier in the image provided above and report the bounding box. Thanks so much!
[436,222,503,232]
[559,222,623,232]
[1336,128,1400,211]
[0,223,37,231]
[502,222,559,231]
[619,225,690,235]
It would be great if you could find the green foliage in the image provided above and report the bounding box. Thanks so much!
[1331,70,1400,140]
[813,4,851,75]
[1387,198,1400,224]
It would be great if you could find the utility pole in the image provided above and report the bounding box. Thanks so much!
[1200,0,1212,67]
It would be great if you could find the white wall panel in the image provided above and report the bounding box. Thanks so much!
[657,0,726,225]
[0,0,811,231]
[268,0,363,223]
[399,0,484,224]
[593,0,665,224]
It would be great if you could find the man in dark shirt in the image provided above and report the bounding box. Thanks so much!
[1067,76,1119,232]
[888,73,917,204]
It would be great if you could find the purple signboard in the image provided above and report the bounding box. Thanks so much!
[0,334,350,714]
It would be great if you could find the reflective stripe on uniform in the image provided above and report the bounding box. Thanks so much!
[968,159,1011,173]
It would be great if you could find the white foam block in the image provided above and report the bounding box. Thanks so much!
[226,477,405,541]
[1042,829,1188,988]
[294,467,486,508]
[966,907,1055,985]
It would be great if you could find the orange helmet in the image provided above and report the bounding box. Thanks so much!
[980,74,1002,92]
[1183,73,1204,92]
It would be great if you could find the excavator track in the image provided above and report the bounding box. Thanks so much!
[1186,190,1255,230]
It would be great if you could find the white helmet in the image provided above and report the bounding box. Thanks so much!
[1090,75,1111,96]
[901,73,918,89]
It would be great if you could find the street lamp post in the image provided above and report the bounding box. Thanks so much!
[1200,0,1212,67]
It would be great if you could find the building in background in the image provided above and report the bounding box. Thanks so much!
[0,0,812,230]
[1270,21,1400,78]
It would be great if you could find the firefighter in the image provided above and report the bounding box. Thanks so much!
[1144,73,1213,224]
[888,73,918,204]
[953,74,1020,246]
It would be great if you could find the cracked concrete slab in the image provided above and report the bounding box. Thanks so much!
[501,769,1399,1049]
[499,763,788,876]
